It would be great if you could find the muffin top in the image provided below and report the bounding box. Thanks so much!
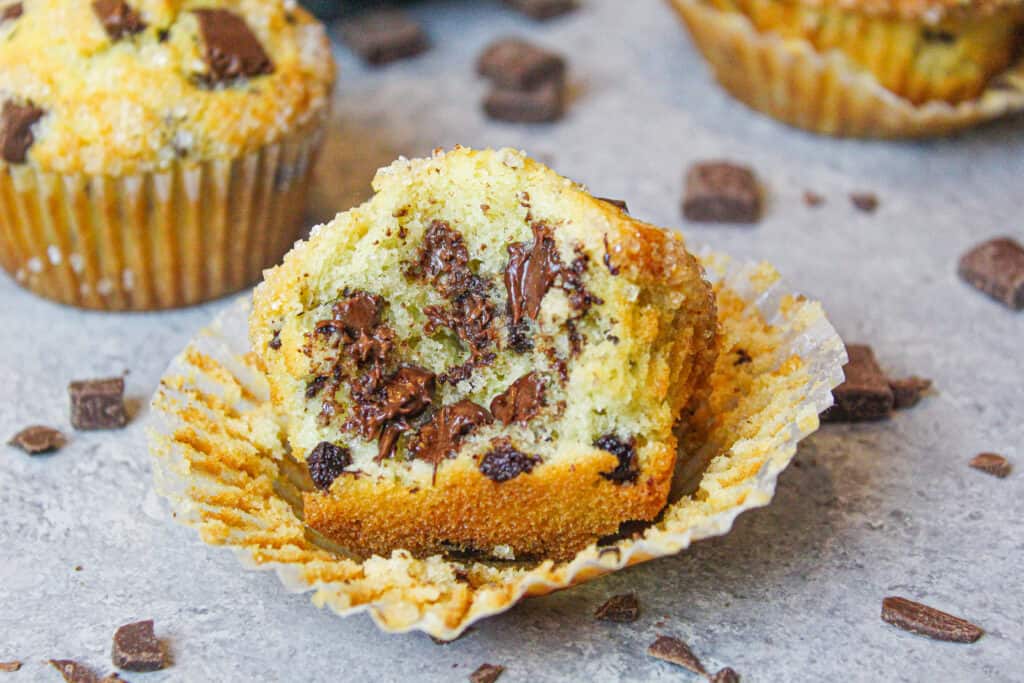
[0,0,334,175]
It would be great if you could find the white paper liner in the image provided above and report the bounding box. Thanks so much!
[148,250,846,640]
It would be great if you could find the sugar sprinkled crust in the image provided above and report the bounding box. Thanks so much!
[250,147,718,561]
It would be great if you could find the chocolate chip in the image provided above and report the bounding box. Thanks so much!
[969,452,1011,478]
[338,10,428,66]
[477,38,566,90]
[595,434,638,484]
[409,400,493,468]
[597,197,629,213]
[821,345,894,422]
[483,79,565,123]
[92,0,147,40]
[803,190,824,208]
[1,2,22,23]
[733,348,752,366]
[503,0,577,20]
[647,635,708,676]
[69,377,128,430]
[0,100,44,164]
[711,667,742,683]
[490,373,545,425]
[595,593,639,623]
[307,441,352,491]
[0,661,21,672]
[683,162,761,224]
[50,660,99,683]
[8,425,66,454]
[408,221,480,300]
[268,330,282,350]
[112,619,165,672]
[850,192,879,213]
[348,365,435,460]
[881,596,983,643]
[889,376,931,409]
[958,237,1024,310]
[479,438,540,482]
[505,223,561,325]
[469,663,505,683]
[193,9,274,84]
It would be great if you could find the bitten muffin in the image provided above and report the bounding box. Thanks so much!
[250,147,718,562]
[0,0,334,309]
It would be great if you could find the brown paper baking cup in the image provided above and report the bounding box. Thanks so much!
[148,250,847,640]
[667,0,1024,138]
[0,117,326,311]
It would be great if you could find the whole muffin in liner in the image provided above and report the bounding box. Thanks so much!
[148,249,846,640]
[0,2,335,310]
[667,0,1024,138]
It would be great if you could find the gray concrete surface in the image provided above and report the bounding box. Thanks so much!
[1,1,1022,681]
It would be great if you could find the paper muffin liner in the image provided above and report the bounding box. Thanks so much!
[148,250,846,640]
[0,116,326,311]
[667,0,1024,139]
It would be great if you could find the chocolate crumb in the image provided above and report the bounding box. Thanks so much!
[479,438,540,482]
[112,619,165,672]
[969,452,1011,478]
[957,236,1024,310]
[683,161,761,224]
[850,192,879,213]
[503,0,577,20]
[889,376,931,409]
[469,663,505,683]
[50,660,99,683]
[92,0,147,40]
[490,372,545,425]
[193,9,274,83]
[595,593,639,623]
[803,191,824,208]
[821,345,893,422]
[595,434,638,484]
[0,661,21,672]
[69,377,128,430]
[647,635,708,676]
[1,2,22,23]
[338,10,428,66]
[733,348,752,366]
[0,100,45,164]
[8,425,66,454]
[268,330,282,350]
[307,441,352,491]
[711,667,741,683]
[881,596,983,643]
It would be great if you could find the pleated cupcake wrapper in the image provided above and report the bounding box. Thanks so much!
[667,0,1024,139]
[148,249,846,640]
[0,119,326,311]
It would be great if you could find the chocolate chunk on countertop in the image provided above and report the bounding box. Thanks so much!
[478,38,566,90]
[69,377,128,430]
[594,593,639,623]
[8,425,66,454]
[958,236,1024,310]
[469,663,505,683]
[0,661,21,672]
[193,9,274,83]
[683,161,761,224]
[881,596,983,643]
[647,635,708,676]
[503,0,577,20]
[822,345,893,422]
[0,100,44,164]
[338,10,428,66]
[92,0,146,40]
[112,619,165,671]
[969,452,1011,478]
[889,376,931,409]
[711,668,742,683]
[50,660,99,683]
[484,79,565,123]
[850,192,879,213]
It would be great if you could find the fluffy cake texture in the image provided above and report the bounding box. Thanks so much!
[0,0,334,175]
[250,147,718,561]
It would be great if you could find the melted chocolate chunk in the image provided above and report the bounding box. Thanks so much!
[490,372,545,425]
[408,221,479,298]
[348,365,435,460]
[505,222,561,324]
[193,9,274,84]
[0,100,44,164]
[507,319,534,353]
[425,289,498,383]
[409,400,492,470]
[307,441,352,491]
[479,438,540,482]
[595,434,638,484]
[1,2,22,23]
[92,0,146,40]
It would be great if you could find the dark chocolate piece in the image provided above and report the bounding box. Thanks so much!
[69,377,128,430]
[889,376,931,409]
[469,663,504,683]
[505,223,561,324]
[268,330,282,350]
[92,0,147,40]
[0,661,21,672]
[881,597,983,643]
[0,100,44,164]
[683,161,761,224]
[307,441,352,491]
[477,38,566,90]
[647,635,708,676]
[850,192,879,213]
[409,400,492,467]
[112,619,165,672]
[803,190,824,207]
[821,345,894,422]
[1,2,22,23]
[408,221,477,299]
[50,660,99,683]
[348,365,435,460]
[594,593,639,623]
[8,425,66,454]
[479,438,540,482]
[503,0,577,20]
[711,667,741,683]
[969,452,1011,478]
[957,237,1024,310]
[490,372,545,425]
[597,197,629,213]
[484,79,565,123]
[338,10,428,66]
[193,9,274,83]
[595,434,638,484]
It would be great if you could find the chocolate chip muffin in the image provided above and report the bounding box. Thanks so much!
[250,147,718,562]
[0,0,334,309]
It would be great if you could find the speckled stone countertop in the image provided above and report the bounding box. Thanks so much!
[2,1,1022,681]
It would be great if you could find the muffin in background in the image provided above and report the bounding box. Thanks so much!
[667,0,1024,138]
[0,0,335,310]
